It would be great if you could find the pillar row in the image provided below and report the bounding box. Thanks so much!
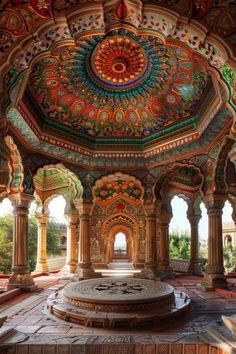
[8,193,37,292]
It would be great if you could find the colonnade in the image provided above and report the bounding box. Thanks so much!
[4,191,231,291]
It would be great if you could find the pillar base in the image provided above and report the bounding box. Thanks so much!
[7,267,37,292]
[158,261,173,273]
[75,262,100,280]
[61,262,77,274]
[35,261,49,274]
[188,260,202,274]
[135,263,159,280]
[200,273,227,291]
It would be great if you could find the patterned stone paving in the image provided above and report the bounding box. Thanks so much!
[0,274,236,352]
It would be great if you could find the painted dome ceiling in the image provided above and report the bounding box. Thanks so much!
[27,30,211,139]
[1,0,235,168]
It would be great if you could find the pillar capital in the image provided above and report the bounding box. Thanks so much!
[35,213,49,225]
[157,212,172,225]
[187,213,201,227]
[143,203,156,217]
[65,209,79,226]
[78,203,92,218]
[9,193,34,210]
[203,193,226,210]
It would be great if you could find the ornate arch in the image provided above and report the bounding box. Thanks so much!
[33,163,83,211]
[93,172,144,207]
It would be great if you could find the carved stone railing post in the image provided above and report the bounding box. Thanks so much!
[201,194,227,290]
[8,193,37,291]
[187,213,201,274]
[35,213,49,273]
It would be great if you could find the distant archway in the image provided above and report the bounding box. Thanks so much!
[114,232,127,257]
[224,234,232,246]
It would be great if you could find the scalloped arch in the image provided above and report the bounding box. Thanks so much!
[33,163,83,209]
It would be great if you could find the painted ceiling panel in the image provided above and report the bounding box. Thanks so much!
[27,30,210,140]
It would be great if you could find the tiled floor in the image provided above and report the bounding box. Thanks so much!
[0,274,236,337]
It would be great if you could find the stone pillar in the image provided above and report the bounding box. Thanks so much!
[35,214,49,273]
[76,204,96,279]
[64,211,79,273]
[158,212,172,274]
[139,205,158,279]
[187,213,201,274]
[8,193,37,291]
[201,194,227,290]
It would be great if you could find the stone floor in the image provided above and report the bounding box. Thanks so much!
[0,274,236,352]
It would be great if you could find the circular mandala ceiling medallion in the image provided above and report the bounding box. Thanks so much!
[90,35,149,89]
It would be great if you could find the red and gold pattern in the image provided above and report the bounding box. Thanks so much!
[91,36,147,87]
[29,0,52,18]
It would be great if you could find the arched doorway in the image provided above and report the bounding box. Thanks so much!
[114,232,127,257]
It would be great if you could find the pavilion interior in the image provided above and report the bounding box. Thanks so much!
[1,0,236,352]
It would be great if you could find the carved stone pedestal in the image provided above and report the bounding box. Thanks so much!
[8,266,37,292]
[75,262,98,280]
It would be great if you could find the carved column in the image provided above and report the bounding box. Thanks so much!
[187,213,201,274]
[139,204,158,279]
[35,214,49,273]
[157,212,172,274]
[201,194,227,290]
[8,193,37,291]
[64,210,79,273]
[76,204,96,279]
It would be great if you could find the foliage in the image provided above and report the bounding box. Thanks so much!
[0,215,62,273]
[169,233,190,260]
[223,244,236,274]
[199,241,208,272]
[0,215,13,274]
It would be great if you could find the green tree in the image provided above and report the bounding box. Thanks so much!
[169,233,190,260]
[0,215,13,273]
[223,244,236,274]
[0,215,62,273]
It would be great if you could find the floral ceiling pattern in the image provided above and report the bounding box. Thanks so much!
[28,29,210,139]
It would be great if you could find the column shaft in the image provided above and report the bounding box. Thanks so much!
[35,215,48,273]
[188,215,201,274]
[65,213,78,273]
[201,195,227,290]
[77,204,96,279]
[8,193,37,291]
[138,205,158,279]
[158,212,172,274]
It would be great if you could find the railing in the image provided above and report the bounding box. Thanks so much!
[47,256,66,272]
[170,259,190,273]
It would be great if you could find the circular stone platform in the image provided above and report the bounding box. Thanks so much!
[47,277,190,328]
